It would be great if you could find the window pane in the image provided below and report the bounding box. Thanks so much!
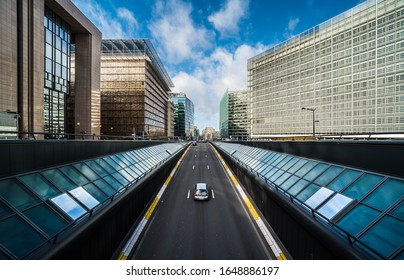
[59,166,88,186]
[359,216,404,258]
[42,169,76,192]
[18,173,61,200]
[327,169,361,192]
[110,155,127,169]
[318,193,353,220]
[23,204,67,236]
[314,166,343,186]
[288,159,308,174]
[104,175,123,190]
[296,183,321,202]
[391,202,404,220]
[281,157,299,171]
[50,193,87,220]
[280,175,300,191]
[82,183,108,203]
[363,178,404,211]
[85,161,109,177]
[305,187,334,209]
[288,179,310,196]
[73,163,100,181]
[69,187,99,209]
[112,172,129,185]
[0,216,45,258]
[93,179,116,196]
[0,201,14,220]
[295,161,317,177]
[343,173,384,200]
[274,172,292,186]
[336,204,380,236]
[95,158,116,173]
[0,179,40,211]
[118,169,134,182]
[304,163,329,181]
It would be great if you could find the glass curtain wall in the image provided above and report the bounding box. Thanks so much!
[43,6,71,138]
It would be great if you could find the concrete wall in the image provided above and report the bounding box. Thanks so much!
[0,140,169,179]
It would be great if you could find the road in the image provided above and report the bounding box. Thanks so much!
[131,142,272,260]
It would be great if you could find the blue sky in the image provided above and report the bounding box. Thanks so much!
[72,0,365,131]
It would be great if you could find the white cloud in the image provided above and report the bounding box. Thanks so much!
[283,17,300,39]
[208,0,250,37]
[172,43,267,130]
[148,0,214,63]
[71,0,138,38]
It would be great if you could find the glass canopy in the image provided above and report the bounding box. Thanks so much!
[215,142,403,260]
[0,143,185,259]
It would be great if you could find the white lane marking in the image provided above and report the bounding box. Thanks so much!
[205,155,207,157]
[187,189,190,199]
[211,189,215,199]
[192,165,195,169]
[195,155,196,157]
[207,165,210,169]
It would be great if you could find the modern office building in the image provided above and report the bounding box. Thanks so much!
[219,91,229,139]
[169,92,194,139]
[166,101,174,138]
[202,126,216,140]
[0,0,101,139]
[100,39,174,138]
[248,0,404,138]
[219,89,250,140]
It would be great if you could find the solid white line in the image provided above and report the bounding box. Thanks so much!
[192,165,195,169]
[187,189,190,199]
[207,165,210,169]
[205,155,207,157]
[211,189,215,199]
[195,155,196,157]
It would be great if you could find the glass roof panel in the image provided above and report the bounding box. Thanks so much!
[50,193,87,220]
[127,166,143,177]
[264,167,279,180]
[115,154,131,166]
[391,202,404,220]
[109,155,127,169]
[0,200,14,220]
[0,179,40,211]
[42,169,76,192]
[274,172,292,186]
[288,179,310,196]
[279,175,300,190]
[269,169,285,181]
[295,161,317,177]
[118,169,135,182]
[69,187,100,209]
[112,171,129,185]
[317,193,353,220]
[85,160,109,177]
[93,179,116,196]
[18,173,61,200]
[336,204,380,236]
[314,165,344,186]
[104,175,123,190]
[343,173,384,200]
[23,204,67,237]
[95,158,116,173]
[359,216,404,259]
[305,187,334,209]
[0,215,45,259]
[271,154,287,167]
[81,183,108,203]
[288,159,307,174]
[59,166,89,186]
[73,163,101,181]
[296,183,321,202]
[304,163,329,181]
[363,178,404,212]
[281,157,299,171]
[326,169,361,192]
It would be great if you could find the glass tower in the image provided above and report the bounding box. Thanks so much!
[43,6,71,137]
[228,89,250,140]
[248,0,404,137]
[219,90,229,139]
[169,93,194,139]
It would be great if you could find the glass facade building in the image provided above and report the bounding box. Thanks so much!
[100,39,173,138]
[248,0,404,138]
[219,91,229,139]
[169,93,194,139]
[44,6,71,137]
[215,142,404,259]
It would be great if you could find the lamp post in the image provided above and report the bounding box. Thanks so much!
[301,107,318,138]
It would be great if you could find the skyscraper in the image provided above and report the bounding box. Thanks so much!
[169,92,194,139]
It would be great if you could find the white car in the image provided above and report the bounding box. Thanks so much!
[193,183,210,201]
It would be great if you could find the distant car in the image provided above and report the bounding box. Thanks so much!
[193,183,210,201]
[192,141,197,146]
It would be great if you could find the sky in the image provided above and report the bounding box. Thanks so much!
[71,0,366,131]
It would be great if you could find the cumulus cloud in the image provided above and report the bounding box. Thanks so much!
[148,0,214,63]
[171,43,267,130]
[71,0,138,38]
[208,0,250,37]
[283,17,300,39]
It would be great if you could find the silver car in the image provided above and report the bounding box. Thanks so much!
[193,183,210,201]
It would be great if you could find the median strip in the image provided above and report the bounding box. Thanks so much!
[118,145,191,260]
[211,144,287,260]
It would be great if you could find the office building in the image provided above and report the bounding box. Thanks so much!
[248,0,404,138]
[169,92,194,139]
[220,89,250,140]
[0,0,101,138]
[100,39,174,138]
[202,127,216,140]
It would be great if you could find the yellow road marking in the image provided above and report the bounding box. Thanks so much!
[244,197,259,220]
[144,196,160,220]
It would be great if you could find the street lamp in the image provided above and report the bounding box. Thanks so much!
[301,107,319,138]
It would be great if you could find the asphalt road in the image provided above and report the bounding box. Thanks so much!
[131,142,272,260]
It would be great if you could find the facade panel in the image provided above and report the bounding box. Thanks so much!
[248,0,404,138]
